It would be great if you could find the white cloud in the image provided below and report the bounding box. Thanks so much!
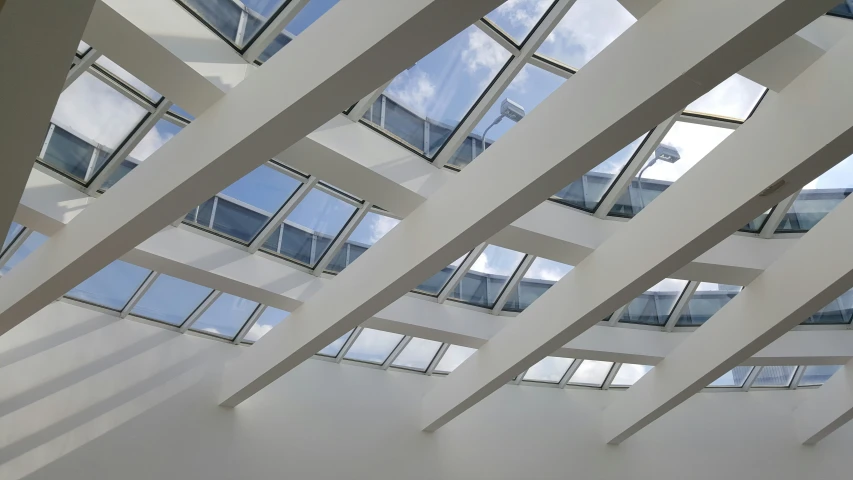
[368,215,400,244]
[641,122,733,183]
[526,258,572,282]
[647,278,687,293]
[492,0,553,36]
[387,70,436,117]
[129,125,177,162]
[201,327,222,335]
[245,322,274,342]
[461,28,512,89]
[470,247,524,276]
[540,0,635,69]
[686,74,765,120]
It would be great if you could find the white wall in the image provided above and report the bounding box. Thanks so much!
[3,302,852,480]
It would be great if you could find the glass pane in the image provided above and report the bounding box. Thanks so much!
[131,274,213,326]
[619,278,688,326]
[708,366,753,387]
[802,288,853,325]
[344,328,404,364]
[536,0,634,70]
[326,211,399,273]
[0,231,48,276]
[169,105,195,121]
[677,283,742,327]
[77,41,90,55]
[191,293,259,339]
[485,0,554,44]
[568,360,613,387]
[611,364,653,387]
[94,56,162,102]
[799,365,842,387]
[317,329,354,357]
[776,154,853,233]
[752,366,797,388]
[369,26,511,157]
[449,246,524,308]
[829,2,853,19]
[65,260,151,311]
[414,254,468,296]
[448,64,565,169]
[243,306,289,343]
[609,122,733,217]
[684,74,765,121]
[102,120,183,190]
[503,257,572,312]
[434,345,477,374]
[179,0,287,47]
[44,72,148,183]
[2,222,24,254]
[742,209,770,233]
[258,0,339,62]
[391,338,442,372]
[523,357,574,383]
[553,135,646,211]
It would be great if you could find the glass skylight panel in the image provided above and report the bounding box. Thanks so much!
[684,74,765,121]
[523,357,574,383]
[77,41,90,55]
[366,25,511,158]
[65,260,151,311]
[130,274,213,326]
[830,2,853,18]
[609,122,733,217]
[485,0,554,45]
[449,245,525,308]
[799,365,842,387]
[191,293,259,339]
[503,257,572,312]
[752,366,797,388]
[2,222,24,254]
[391,338,442,372]
[414,253,468,296]
[258,0,339,62]
[776,154,853,233]
[43,72,148,184]
[0,231,47,276]
[619,278,688,326]
[802,288,853,325]
[317,329,354,357]
[326,211,400,273]
[708,366,753,387]
[434,345,477,374]
[169,105,195,121]
[535,0,634,71]
[178,0,288,47]
[611,364,653,387]
[448,64,565,169]
[102,120,184,190]
[344,329,405,364]
[568,360,613,387]
[94,56,162,103]
[243,306,289,343]
[676,283,742,327]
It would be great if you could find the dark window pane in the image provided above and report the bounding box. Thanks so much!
[620,279,687,326]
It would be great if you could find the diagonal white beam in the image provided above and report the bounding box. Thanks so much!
[794,359,853,445]
[420,12,851,432]
[0,0,506,338]
[0,0,95,251]
[217,0,829,408]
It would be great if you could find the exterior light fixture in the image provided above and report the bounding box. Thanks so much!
[481,98,526,151]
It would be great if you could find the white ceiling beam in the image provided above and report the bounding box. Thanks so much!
[218,0,828,408]
[0,0,94,253]
[794,359,853,444]
[421,2,849,432]
[0,0,507,338]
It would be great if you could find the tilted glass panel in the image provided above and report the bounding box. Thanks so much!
[684,74,765,121]
[102,120,183,190]
[65,260,151,311]
[611,364,653,387]
[434,345,477,374]
[708,366,753,387]
[179,0,287,47]
[523,357,574,383]
[535,0,634,71]
[243,306,289,343]
[344,329,405,364]
[366,26,511,157]
[94,56,162,103]
[449,246,524,308]
[2,222,24,254]
[317,329,354,357]
[776,154,853,233]
[191,293,259,339]
[485,0,555,45]
[742,209,771,234]
[258,0,339,62]
[676,283,742,327]
[503,258,572,312]
[568,360,613,387]
[448,64,565,169]
[0,231,48,276]
[77,41,90,56]
[829,2,853,19]
[44,72,147,183]
[169,105,195,121]
[802,288,853,325]
[414,253,468,296]
[619,278,688,326]
[131,274,213,326]
[799,365,842,387]
[752,366,797,388]
[392,338,442,372]
[609,122,733,217]
[326,211,399,273]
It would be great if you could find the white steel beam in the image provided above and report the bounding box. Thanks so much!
[794,359,853,444]
[0,0,94,253]
[0,0,506,338]
[421,11,852,432]
[218,0,829,408]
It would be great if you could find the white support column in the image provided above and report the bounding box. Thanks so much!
[594,114,679,218]
[180,291,222,333]
[65,47,101,90]
[421,20,853,433]
[313,202,373,275]
[0,0,95,254]
[120,271,159,318]
[347,79,393,121]
[243,0,310,63]
[0,0,504,339]
[234,304,268,344]
[794,359,853,444]
[759,190,799,238]
[248,176,318,254]
[437,244,487,304]
[664,281,700,332]
[492,254,534,313]
[219,0,833,408]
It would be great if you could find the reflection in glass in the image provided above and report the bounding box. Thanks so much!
[191,293,259,339]
[392,338,442,372]
[258,0,339,62]
[2,222,24,254]
[485,0,554,45]
[752,366,797,388]
[568,360,613,387]
[344,329,404,364]
[619,278,688,326]
[523,357,573,383]
[95,56,162,102]
[802,288,853,325]
[66,261,151,311]
[0,231,48,276]
[102,120,183,189]
[503,257,572,312]
[708,366,753,387]
[684,74,765,121]
[131,274,213,326]
[317,329,354,357]
[449,246,524,308]
[799,365,842,387]
[434,345,476,374]
[414,254,468,296]
[611,364,653,387]
[326,211,399,273]
[179,0,287,47]
[676,283,742,327]
[776,154,853,233]
[244,307,289,343]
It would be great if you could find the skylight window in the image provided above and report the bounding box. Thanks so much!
[414,253,469,296]
[801,288,853,325]
[102,120,184,190]
[523,356,574,383]
[708,366,753,388]
[243,307,290,343]
[65,260,151,311]
[191,293,259,339]
[178,0,288,48]
[799,365,842,387]
[619,278,688,326]
[611,364,653,387]
[326,211,400,273]
[776,154,853,233]
[130,274,214,326]
[392,338,442,372]
[344,328,404,364]
[94,56,162,103]
[503,257,572,312]
[449,245,525,308]
[752,366,797,388]
[567,360,613,387]
[0,231,47,276]
[258,0,340,62]
[676,283,742,327]
[2,222,24,254]
[434,345,477,374]
[485,0,555,45]
[317,329,354,357]
[684,74,765,121]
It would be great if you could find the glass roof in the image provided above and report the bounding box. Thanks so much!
[611,364,653,387]
[258,0,339,62]
[677,283,742,327]
[344,328,405,364]
[190,293,260,340]
[504,257,572,312]
[65,260,151,311]
[523,356,573,383]
[776,154,853,233]
[131,274,214,326]
[618,278,688,326]
[449,245,525,308]
[484,0,554,45]
[684,74,765,121]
